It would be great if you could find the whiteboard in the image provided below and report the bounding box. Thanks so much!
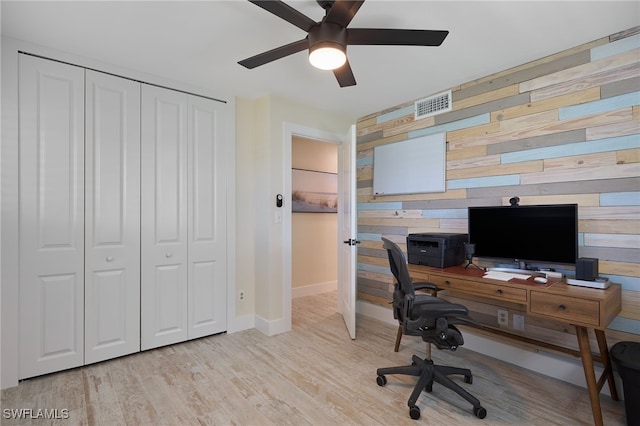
[373,132,446,196]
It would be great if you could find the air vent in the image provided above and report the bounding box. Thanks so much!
[414,90,452,120]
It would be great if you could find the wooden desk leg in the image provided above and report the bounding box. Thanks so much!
[394,326,402,352]
[595,329,619,401]
[576,326,603,426]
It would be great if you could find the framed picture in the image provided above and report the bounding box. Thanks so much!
[292,168,338,213]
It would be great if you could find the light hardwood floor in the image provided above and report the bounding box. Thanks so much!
[2,291,627,425]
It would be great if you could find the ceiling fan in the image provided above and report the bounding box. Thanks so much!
[238,0,449,87]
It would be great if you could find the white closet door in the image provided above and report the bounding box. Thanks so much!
[141,85,189,350]
[187,96,227,339]
[18,55,85,378]
[84,71,141,364]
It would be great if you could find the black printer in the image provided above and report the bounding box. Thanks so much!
[407,233,468,268]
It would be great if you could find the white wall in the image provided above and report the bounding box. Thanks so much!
[235,94,354,336]
[1,36,356,390]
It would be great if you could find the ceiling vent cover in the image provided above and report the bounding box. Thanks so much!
[414,90,452,120]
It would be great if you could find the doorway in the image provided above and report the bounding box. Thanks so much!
[291,136,339,300]
[282,123,348,334]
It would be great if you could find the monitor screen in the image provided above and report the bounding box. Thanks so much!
[468,204,578,266]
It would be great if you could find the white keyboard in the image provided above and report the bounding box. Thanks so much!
[483,271,531,281]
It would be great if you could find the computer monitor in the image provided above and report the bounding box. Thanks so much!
[468,204,578,267]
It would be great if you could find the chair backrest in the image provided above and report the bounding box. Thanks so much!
[382,237,415,298]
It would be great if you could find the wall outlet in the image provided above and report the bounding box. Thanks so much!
[497,309,508,327]
[513,314,525,331]
[239,290,245,301]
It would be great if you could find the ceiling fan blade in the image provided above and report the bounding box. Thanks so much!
[239,39,308,69]
[333,59,356,87]
[248,0,317,32]
[347,28,449,46]
[324,1,365,28]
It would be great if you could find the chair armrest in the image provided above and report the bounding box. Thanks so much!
[402,293,415,326]
[414,281,438,292]
[404,297,470,331]
[414,281,439,296]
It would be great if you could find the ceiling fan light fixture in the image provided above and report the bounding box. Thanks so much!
[309,42,346,70]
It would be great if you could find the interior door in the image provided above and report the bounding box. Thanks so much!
[187,95,227,339]
[84,70,141,363]
[337,125,357,339]
[141,84,189,350]
[18,55,86,378]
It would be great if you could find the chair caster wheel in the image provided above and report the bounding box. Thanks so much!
[409,405,421,420]
[376,375,387,386]
[465,374,473,384]
[474,406,487,419]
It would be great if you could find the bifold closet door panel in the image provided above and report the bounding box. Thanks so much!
[85,70,141,364]
[141,84,189,350]
[18,55,85,378]
[187,96,227,339]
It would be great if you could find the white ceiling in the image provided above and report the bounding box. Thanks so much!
[2,1,639,120]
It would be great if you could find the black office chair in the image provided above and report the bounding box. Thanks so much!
[376,237,487,420]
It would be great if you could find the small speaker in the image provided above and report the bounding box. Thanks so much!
[576,258,599,281]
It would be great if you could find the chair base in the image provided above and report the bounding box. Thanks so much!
[376,354,487,420]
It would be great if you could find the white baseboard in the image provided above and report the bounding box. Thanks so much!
[255,314,291,337]
[356,300,622,397]
[226,314,255,334]
[292,280,337,299]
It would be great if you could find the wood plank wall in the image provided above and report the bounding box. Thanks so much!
[355,27,640,351]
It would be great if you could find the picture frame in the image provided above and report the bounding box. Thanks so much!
[292,168,338,213]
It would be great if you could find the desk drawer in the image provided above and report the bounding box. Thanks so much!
[430,274,527,304]
[530,292,600,326]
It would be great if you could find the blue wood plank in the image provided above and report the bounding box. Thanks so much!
[559,91,640,120]
[421,208,468,218]
[601,274,640,292]
[501,134,640,163]
[409,113,491,139]
[591,34,640,61]
[447,174,520,189]
[601,191,640,206]
[357,202,403,211]
[376,105,414,124]
[357,232,382,241]
[356,156,373,167]
[608,316,640,336]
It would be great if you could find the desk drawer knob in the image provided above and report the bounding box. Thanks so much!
[558,305,566,311]
[496,289,503,295]
[444,281,451,286]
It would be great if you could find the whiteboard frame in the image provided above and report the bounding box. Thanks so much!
[373,132,446,196]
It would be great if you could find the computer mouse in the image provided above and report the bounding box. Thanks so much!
[534,277,548,284]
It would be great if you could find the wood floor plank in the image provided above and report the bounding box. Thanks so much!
[1,291,627,425]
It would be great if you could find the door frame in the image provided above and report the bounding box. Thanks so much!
[283,122,347,330]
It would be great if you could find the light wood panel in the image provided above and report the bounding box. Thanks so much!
[520,48,640,93]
